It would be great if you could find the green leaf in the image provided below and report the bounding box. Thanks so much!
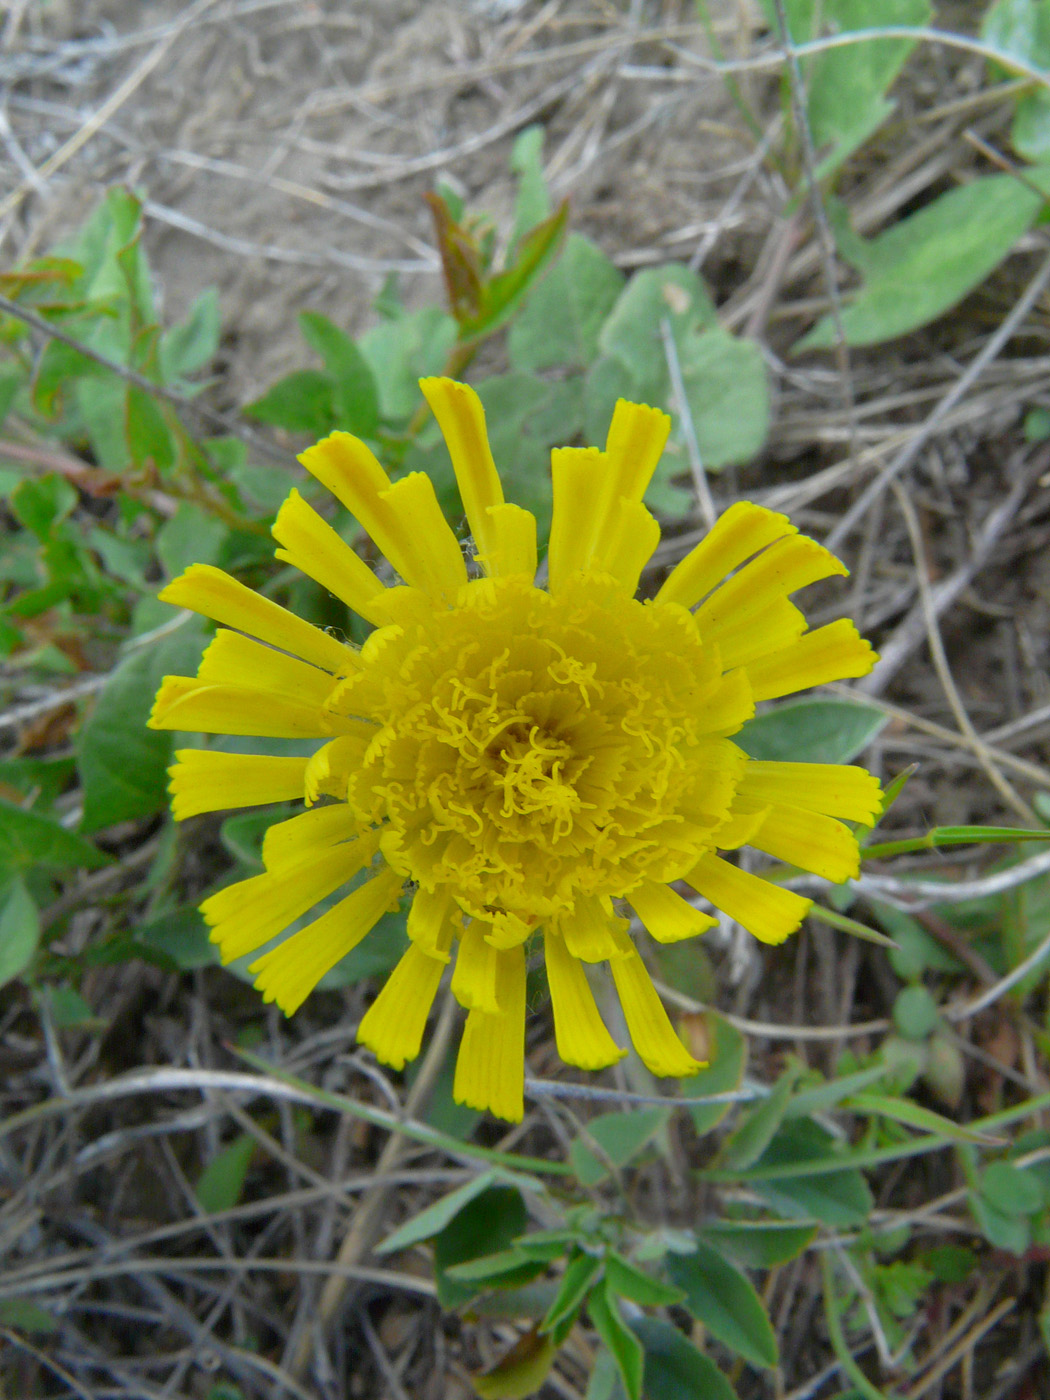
[377,1170,535,1255]
[924,1244,977,1283]
[875,902,966,980]
[630,1316,737,1400]
[720,1062,803,1173]
[0,877,40,989]
[0,366,23,429]
[0,801,109,872]
[736,699,887,764]
[31,336,107,417]
[667,1241,778,1370]
[588,1282,644,1400]
[508,233,625,371]
[687,1013,748,1135]
[699,1219,817,1269]
[245,368,335,434]
[509,124,552,251]
[800,0,932,180]
[46,985,101,1029]
[433,1184,530,1308]
[892,985,939,1041]
[473,1329,558,1400]
[873,1260,933,1320]
[513,1229,580,1262]
[0,1297,60,1334]
[798,174,1046,349]
[78,376,131,472]
[156,502,228,578]
[605,1253,684,1308]
[220,808,281,869]
[980,1160,1044,1217]
[749,1119,874,1227]
[125,385,176,471]
[9,473,77,539]
[983,0,1050,159]
[786,1064,888,1118]
[970,1189,1031,1254]
[444,1248,547,1286]
[460,200,569,344]
[135,903,218,969]
[569,1107,670,1186]
[299,311,380,436]
[673,326,769,470]
[160,286,220,380]
[77,625,206,833]
[848,1091,1002,1145]
[359,306,458,422]
[586,1347,627,1400]
[541,1250,604,1333]
[195,1133,255,1214]
[598,264,715,395]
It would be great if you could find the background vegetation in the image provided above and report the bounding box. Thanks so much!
[3,1,1050,1397]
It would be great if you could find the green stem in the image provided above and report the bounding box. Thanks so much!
[819,1251,897,1400]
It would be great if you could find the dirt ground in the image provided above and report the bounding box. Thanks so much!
[4,0,768,394]
[4,1,1050,1397]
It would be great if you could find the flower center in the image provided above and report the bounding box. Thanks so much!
[488,723,579,822]
[334,573,751,924]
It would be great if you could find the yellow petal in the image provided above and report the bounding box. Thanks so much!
[705,596,806,671]
[419,377,505,572]
[261,803,367,872]
[249,865,403,1016]
[560,895,631,963]
[159,563,350,674]
[610,949,702,1077]
[657,502,797,610]
[744,802,861,883]
[365,585,438,628]
[687,852,811,945]
[202,831,380,962]
[601,399,672,509]
[548,401,669,592]
[543,928,625,1070]
[149,677,330,739]
[168,750,308,820]
[691,668,754,737]
[407,886,462,960]
[299,432,467,601]
[272,489,388,625]
[197,629,340,706]
[592,497,661,595]
[742,619,877,701]
[547,447,605,592]
[304,732,373,804]
[450,920,502,1013]
[453,945,526,1122]
[628,880,716,943]
[696,535,847,634]
[380,472,470,600]
[357,942,448,1070]
[710,803,769,851]
[739,761,884,823]
[484,909,533,951]
[483,502,537,579]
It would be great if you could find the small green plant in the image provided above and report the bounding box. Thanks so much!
[4,24,1050,1390]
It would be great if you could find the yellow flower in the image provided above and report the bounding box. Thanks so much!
[150,378,881,1121]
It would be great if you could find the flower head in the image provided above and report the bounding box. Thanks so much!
[150,379,880,1121]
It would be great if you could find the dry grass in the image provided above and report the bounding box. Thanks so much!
[2,1,1050,1397]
